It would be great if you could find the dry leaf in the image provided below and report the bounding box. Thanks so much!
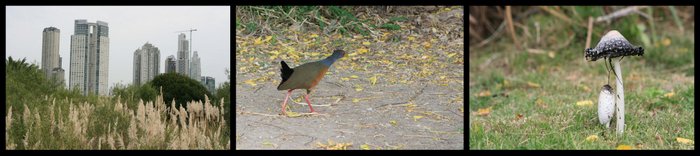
[535,98,547,108]
[423,41,432,48]
[662,38,671,46]
[527,82,541,88]
[581,85,591,92]
[476,107,492,116]
[408,36,416,41]
[548,51,555,58]
[447,53,457,58]
[244,79,257,87]
[369,75,378,85]
[676,137,694,145]
[515,113,524,120]
[585,135,599,142]
[262,35,272,43]
[389,120,397,126]
[354,85,363,91]
[360,144,370,150]
[316,139,352,150]
[576,100,593,107]
[253,36,263,45]
[413,115,424,121]
[362,41,371,46]
[664,92,675,98]
[357,48,369,55]
[616,144,633,150]
[352,98,360,103]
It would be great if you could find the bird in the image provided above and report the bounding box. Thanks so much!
[598,84,615,129]
[277,49,346,115]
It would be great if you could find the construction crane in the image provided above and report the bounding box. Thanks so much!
[174,28,197,76]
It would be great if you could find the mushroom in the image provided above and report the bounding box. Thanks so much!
[584,30,644,135]
[598,84,615,129]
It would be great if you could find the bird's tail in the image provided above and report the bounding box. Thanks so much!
[278,61,294,90]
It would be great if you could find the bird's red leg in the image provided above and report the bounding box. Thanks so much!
[304,93,315,113]
[281,89,292,115]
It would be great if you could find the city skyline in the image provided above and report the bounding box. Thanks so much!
[5,6,231,88]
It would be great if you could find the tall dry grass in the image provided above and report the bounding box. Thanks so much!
[5,91,229,150]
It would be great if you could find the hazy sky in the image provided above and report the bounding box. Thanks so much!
[5,6,230,89]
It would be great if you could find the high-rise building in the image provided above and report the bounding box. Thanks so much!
[42,27,63,84]
[176,33,189,77]
[133,42,160,85]
[50,57,65,87]
[201,76,215,94]
[69,19,109,96]
[165,55,177,73]
[190,51,201,81]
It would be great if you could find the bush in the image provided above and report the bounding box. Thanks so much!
[215,69,231,127]
[148,73,212,109]
[111,83,157,109]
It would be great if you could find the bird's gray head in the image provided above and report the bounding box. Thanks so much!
[332,49,346,58]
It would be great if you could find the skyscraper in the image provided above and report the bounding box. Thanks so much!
[69,19,109,96]
[42,27,62,84]
[190,51,201,81]
[51,57,65,87]
[176,33,189,77]
[133,42,160,85]
[201,76,215,94]
[165,55,177,73]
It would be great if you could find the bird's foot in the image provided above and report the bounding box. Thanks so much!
[293,102,332,107]
[283,111,327,117]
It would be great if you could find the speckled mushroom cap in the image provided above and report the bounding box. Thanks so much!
[585,30,644,61]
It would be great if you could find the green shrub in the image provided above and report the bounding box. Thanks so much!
[148,73,212,109]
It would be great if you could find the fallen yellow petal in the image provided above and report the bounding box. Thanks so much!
[389,120,397,126]
[576,100,594,107]
[362,41,371,46]
[616,144,633,150]
[664,92,675,98]
[475,91,491,97]
[352,98,360,103]
[585,135,598,142]
[676,137,694,145]
[476,107,492,116]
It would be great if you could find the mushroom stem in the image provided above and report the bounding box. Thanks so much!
[612,59,625,135]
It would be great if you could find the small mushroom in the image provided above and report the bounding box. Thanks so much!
[584,30,644,135]
[598,84,615,129]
